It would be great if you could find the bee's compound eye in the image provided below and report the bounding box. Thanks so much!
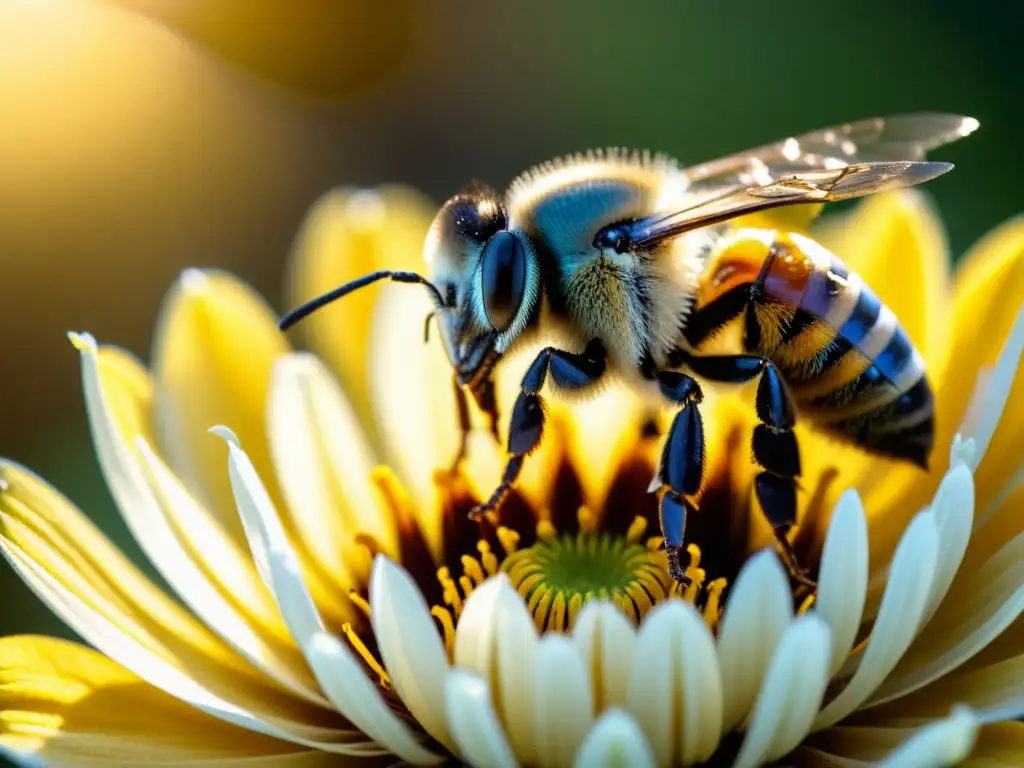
[480,231,526,332]
[447,193,507,243]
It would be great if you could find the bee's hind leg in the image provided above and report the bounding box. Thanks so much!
[682,352,816,589]
[650,370,706,586]
[468,340,606,520]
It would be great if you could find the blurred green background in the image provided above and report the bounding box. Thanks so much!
[0,0,1021,691]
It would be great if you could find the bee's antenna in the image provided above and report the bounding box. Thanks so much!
[279,271,444,331]
[423,311,437,344]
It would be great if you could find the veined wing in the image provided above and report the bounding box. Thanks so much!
[684,113,978,191]
[625,160,952,247]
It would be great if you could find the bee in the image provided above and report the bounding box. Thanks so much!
[280,113,978,587]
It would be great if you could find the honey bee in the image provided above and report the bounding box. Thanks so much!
[281,114,978,587]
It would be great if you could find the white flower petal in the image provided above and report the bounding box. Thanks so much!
[716,549,793,731]
[572,708,656,768]
[877,707,978,768]
[919,465,974,627]
[369,556,454,752]
[813,510,940,730]
[71,333,325,704]
[532,634,595,768]
[268,353,389,586]
[454,575,540,764]
[733,614,832,768]
[865,528,1024,707]
[960,303,1024,468]
[572,601,637,711]
[308,632,442,766]
[214,427,324,646]
[213,429,439,761]
[815,489,869,677]
[452,573,540,761]
[445,669,518,768]
[453,576,508,670]
[627,600,724,766]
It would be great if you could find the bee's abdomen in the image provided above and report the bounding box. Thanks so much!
[779,258,934,467]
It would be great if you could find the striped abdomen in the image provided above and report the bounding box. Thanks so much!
[691,229,934,468]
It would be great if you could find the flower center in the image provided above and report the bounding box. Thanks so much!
[429,508,727,653]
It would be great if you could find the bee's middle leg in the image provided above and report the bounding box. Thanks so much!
[683,353,815,588]
[651,370,706,585]
[468,339,606,520]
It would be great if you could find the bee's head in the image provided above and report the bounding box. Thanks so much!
[425,184,541,388]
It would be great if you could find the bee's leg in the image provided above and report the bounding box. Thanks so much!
[448,374,473,473]
[682,353,815,588]
[468,340,606,520]
[651,371,705,586]
[471,375,501,443]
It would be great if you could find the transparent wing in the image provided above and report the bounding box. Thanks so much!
[626,160,953,246]
[684,113,978,191]
[623,113,978,247]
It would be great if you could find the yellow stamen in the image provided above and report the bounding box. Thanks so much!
[496,526,520,554]
[341,623,390,688]
[798,592,816,615]
[577,506,598,534]
[704,578,728,631]
[537,519,557,541]
[348,591,372,620]
[478,541,499,575]
[431,606,457,656]
[626,515,648,542]
[460,555,487,586]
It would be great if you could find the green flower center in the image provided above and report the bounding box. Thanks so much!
[429,510,726,644]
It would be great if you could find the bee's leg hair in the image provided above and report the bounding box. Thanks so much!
[681,352,815,588]
[468,339,606,520]
[650,370,704,586]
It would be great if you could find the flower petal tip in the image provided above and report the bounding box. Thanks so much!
[207,425,241,447]
[67,331,96,353]
[178,267,211,295]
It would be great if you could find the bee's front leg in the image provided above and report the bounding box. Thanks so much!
[650,371,706,586]
[468,340,606,520]
[448,375,501,475]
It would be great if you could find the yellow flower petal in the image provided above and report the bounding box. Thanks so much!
[0,635,310,765]
[151,269,290,545]
[965,721,1024,766]
[285,186,436,443]
[71,334,318,699]
[0,462,342,737]
[367,261,464,551]
[866,216,1024,565]
[268,353,395,588]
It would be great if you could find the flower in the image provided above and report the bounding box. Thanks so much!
[2,186,1024,768]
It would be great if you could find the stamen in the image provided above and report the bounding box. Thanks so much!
[798,593,816,615]
[496,526,520,554]
[341,623,391,688]
[578,506,598,534]
[460,555,487,586]
[478,541,499,575]
[704,578,728,631]
[348,591,372,620]
[626,515,648,542]
[431,606,457,656]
